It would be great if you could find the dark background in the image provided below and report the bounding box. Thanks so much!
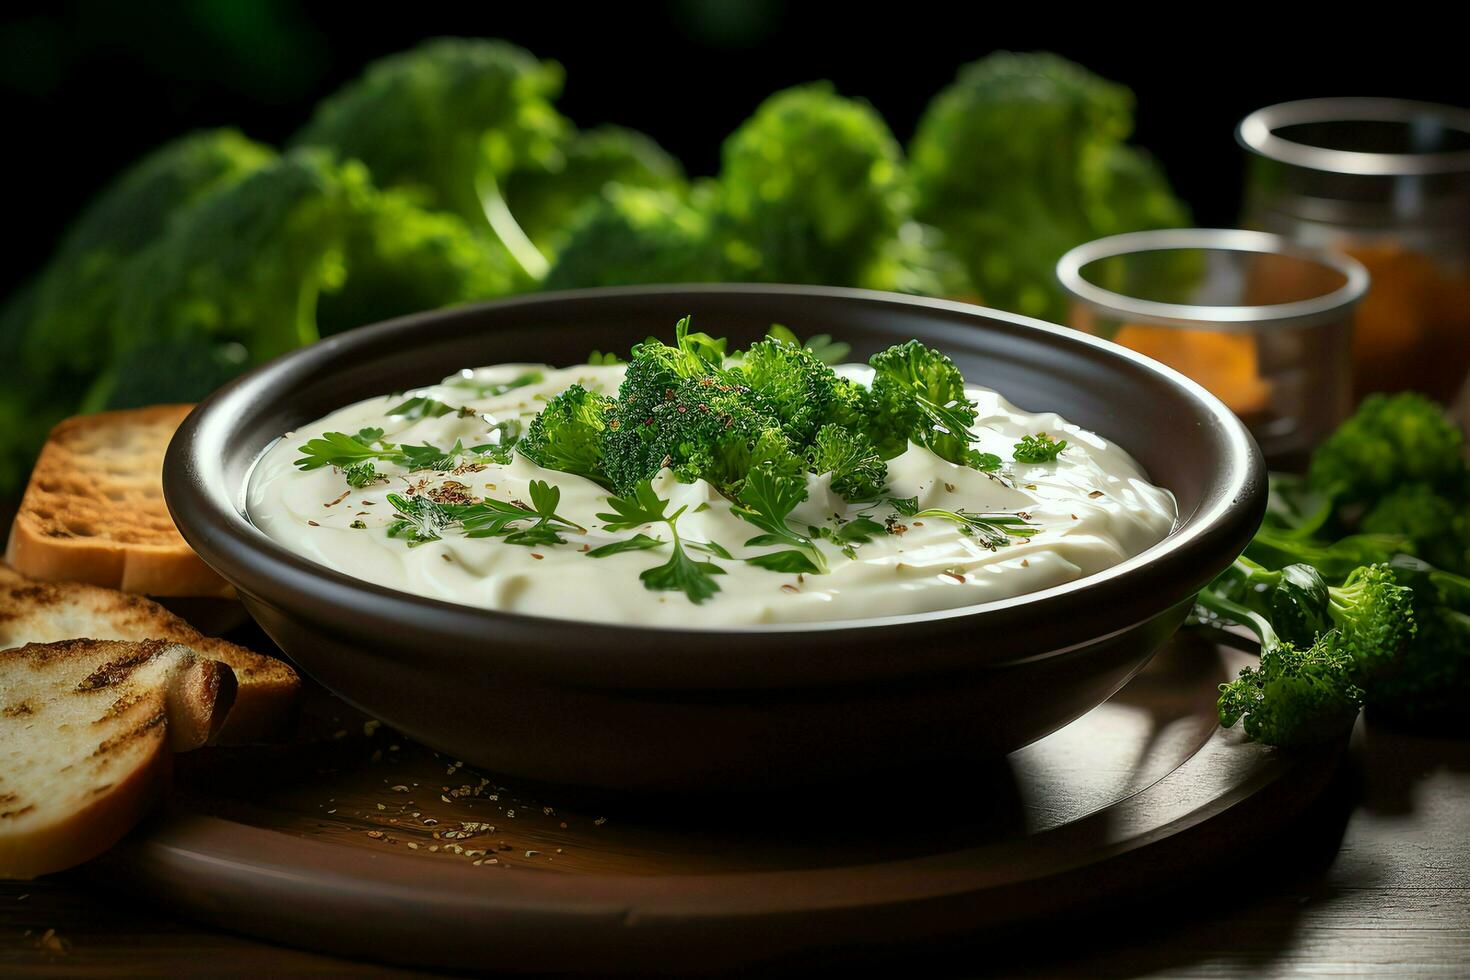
[4,1,1468,299]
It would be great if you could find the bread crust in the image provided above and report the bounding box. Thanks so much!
[0,565,297,743]
[5,405,233,598]
[0,639,238,879]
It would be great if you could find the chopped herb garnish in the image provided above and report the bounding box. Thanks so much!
[965,449,1003,472]
[1014,432,1067,463]
[460,480,584,545]
[595,480,726,603]
[344,461,383,488]
[815,515,885,560]
[384,493,458,547]
[911,507,1038,550]
[385,481,583,549]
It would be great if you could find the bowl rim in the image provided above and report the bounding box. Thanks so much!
[164,284,1264,683]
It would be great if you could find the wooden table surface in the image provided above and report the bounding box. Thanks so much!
[2,715,1466,977]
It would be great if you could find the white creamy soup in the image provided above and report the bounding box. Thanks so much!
[247,361,1177,627]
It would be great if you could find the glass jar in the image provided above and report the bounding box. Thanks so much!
[1238,98,1470,401]
[1057,228,1368,463]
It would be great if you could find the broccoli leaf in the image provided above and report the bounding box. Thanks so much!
[1014,432,1068,463]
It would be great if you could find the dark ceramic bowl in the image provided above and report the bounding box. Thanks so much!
[165,285,1264,793]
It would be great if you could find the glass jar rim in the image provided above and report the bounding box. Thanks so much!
[1056,228,1369,330]
[1238,97,1470,177]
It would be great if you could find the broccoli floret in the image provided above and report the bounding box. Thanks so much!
[542,184,723,290]
[733,338,851,444]
[909,52,1188,320]
[1360,482,1470,576]
[1216,635,1365,749]
[1308,392,1466,505]
[504,125,685,255]
[108,150,360,365]
[807,424,887,501]
[1368,556,1470,728]
[867,340,978,464]
[318,185,521,336]
[21,129,275,380]
[1222,558,1416,683]
[517,384,615,484]
[716,82,910,287]
[608,373,792,497]
[1196,586,1365,746]
[293,38,568,282]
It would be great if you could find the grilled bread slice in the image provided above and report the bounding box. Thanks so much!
[0,638,237,879]
[0,565,298,743]
[5,405,231,597]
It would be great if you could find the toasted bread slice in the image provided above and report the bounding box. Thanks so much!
[0,565,298,743]
[0,638,237,879]
[5,405,231,598]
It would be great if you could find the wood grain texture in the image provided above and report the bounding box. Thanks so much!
[2,663,1466,975]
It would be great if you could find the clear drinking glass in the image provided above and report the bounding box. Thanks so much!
[1057,228,1368,463]
[1238,98,1470,401]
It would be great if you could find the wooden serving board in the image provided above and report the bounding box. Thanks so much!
[98,631,1342,974]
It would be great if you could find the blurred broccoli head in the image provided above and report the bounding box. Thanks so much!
[909,52,1188,320]
[293,38,569,280]
[717,82,910,286]
[111,150,361,365]
[318,184,522,336]
[1308,392,1466,503]
[543,185,722,290]
[1360,482,1470,577]
[22,129,276,378]
[505,125,685,255]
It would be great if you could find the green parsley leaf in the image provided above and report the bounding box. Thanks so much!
[586,533,666,557]
[639,545,726,603]
[732,466,829,575]
[294,431,401,470]
[965,450,1003,472]
[385,395,456,420]
[595,480,728,604]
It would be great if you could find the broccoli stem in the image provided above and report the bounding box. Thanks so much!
[1195,586,1280,654]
